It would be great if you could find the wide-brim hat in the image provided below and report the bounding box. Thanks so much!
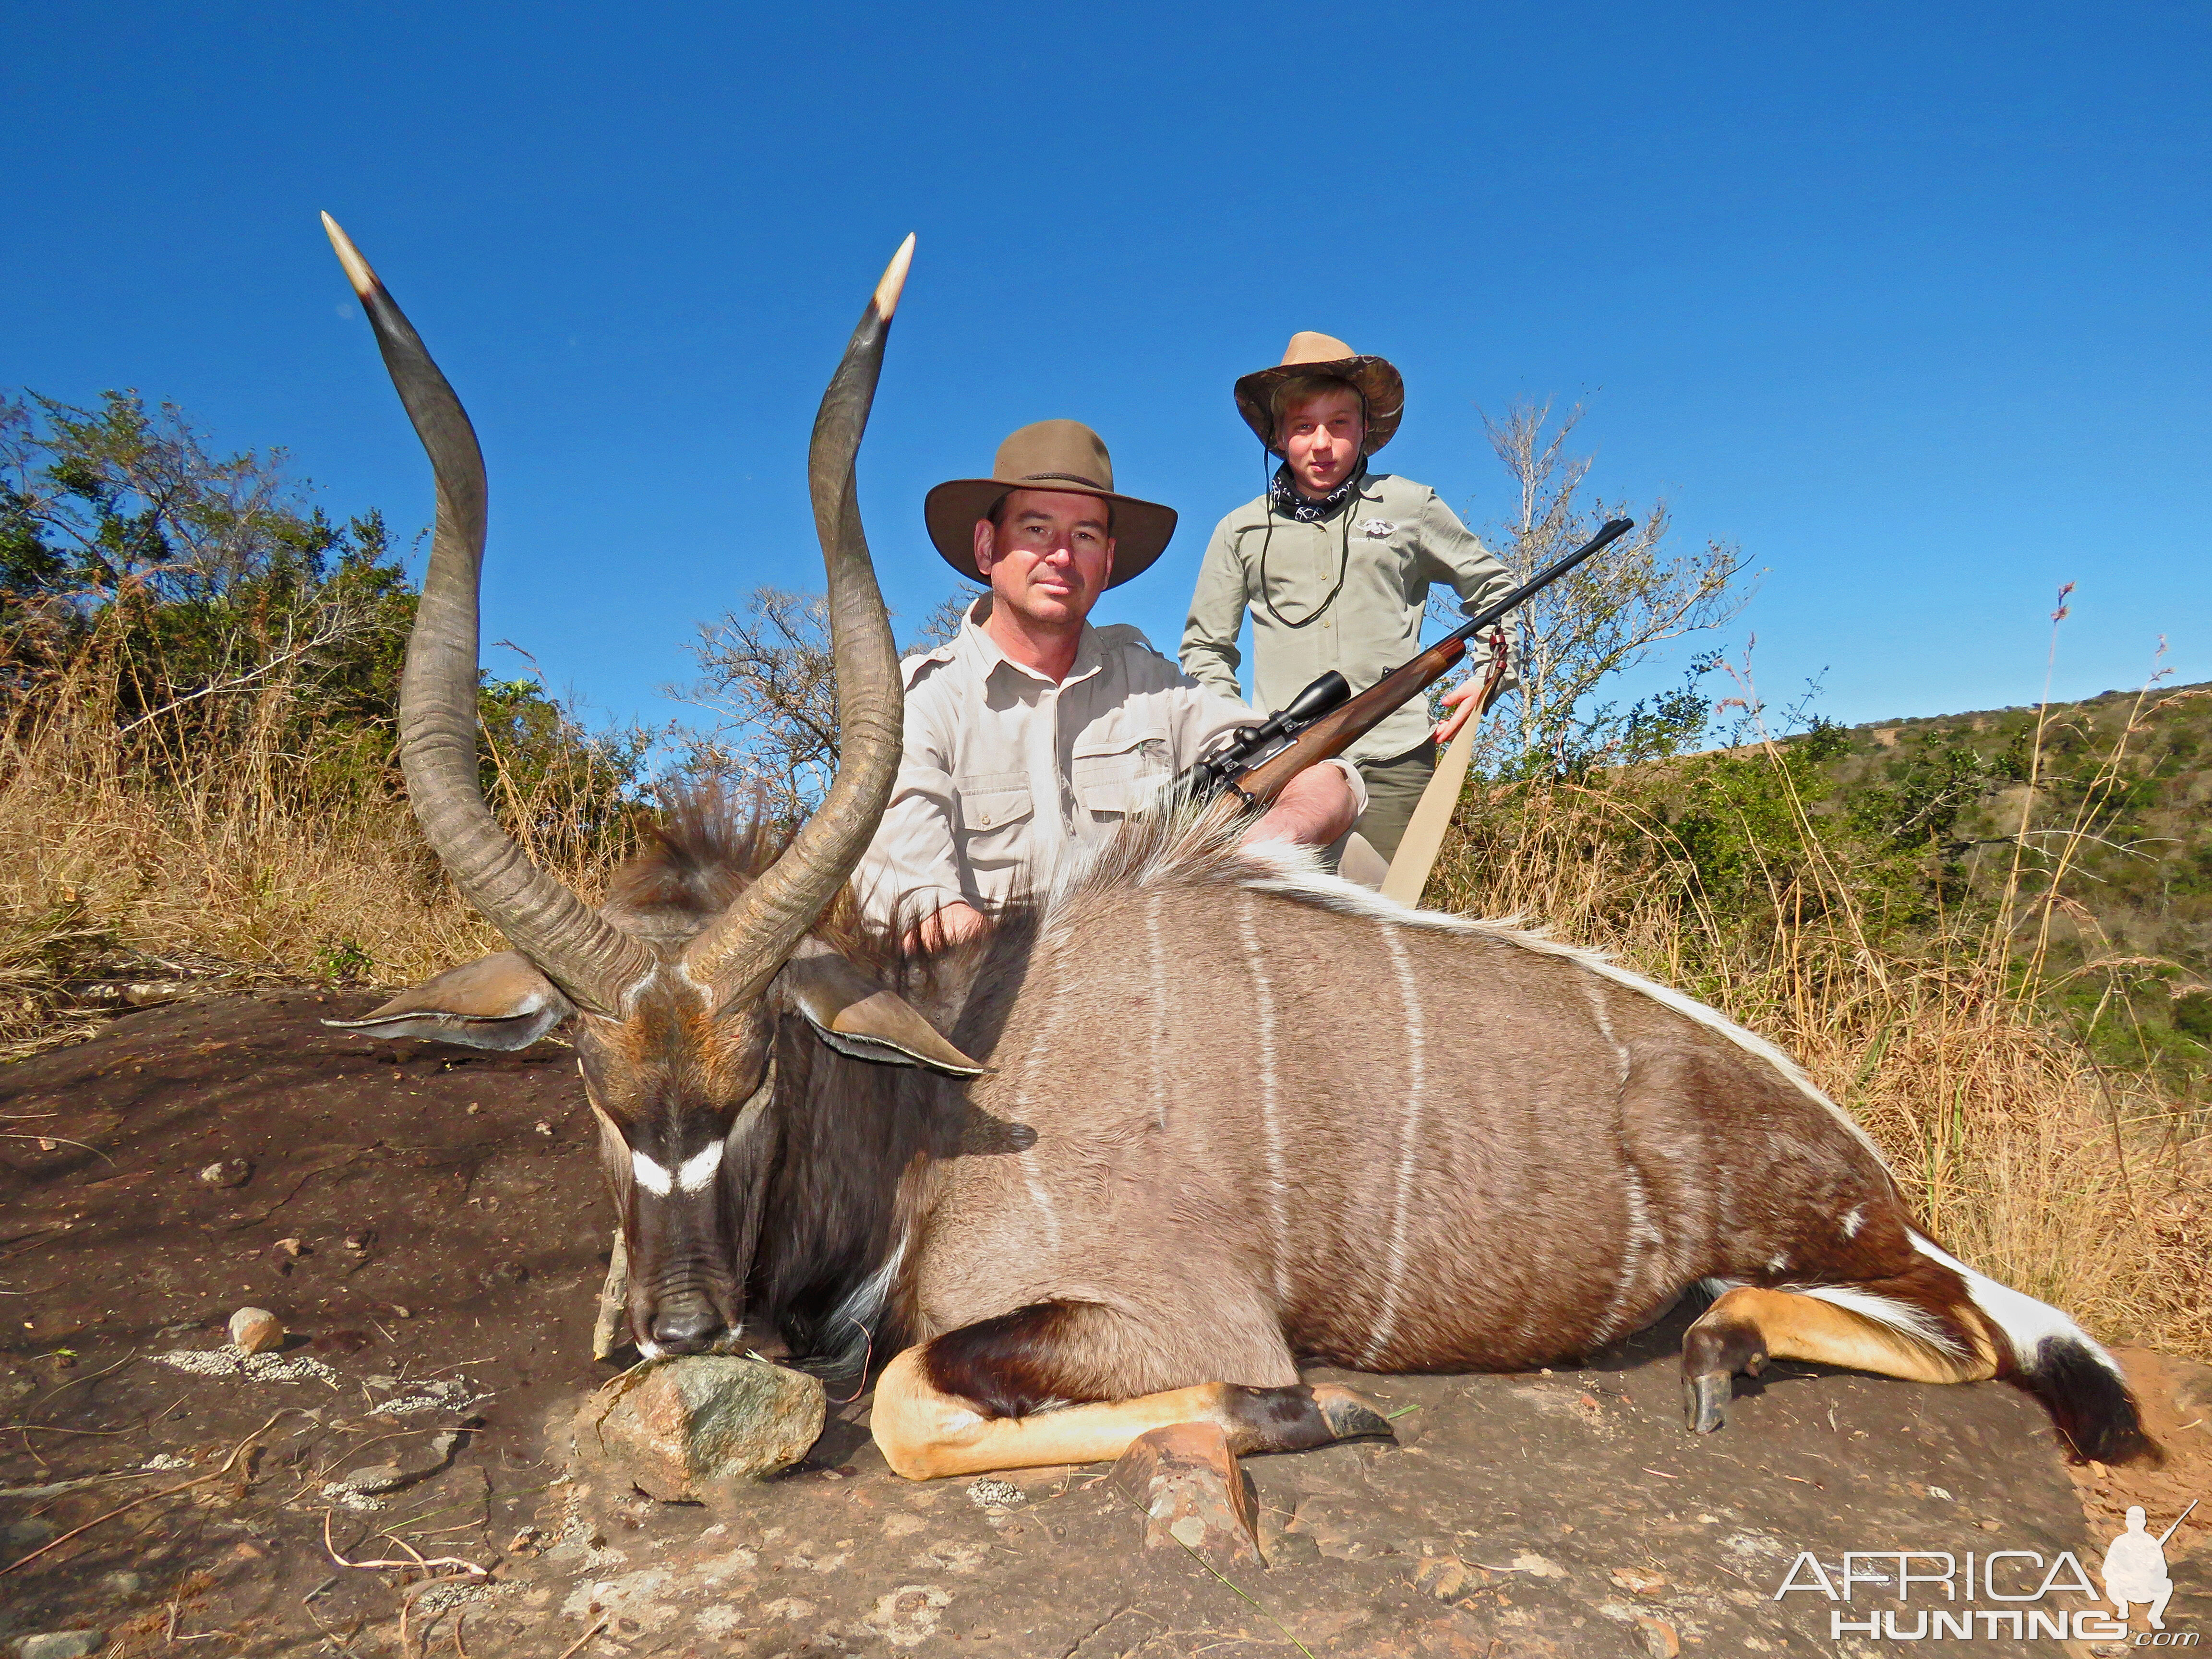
[1233,331,1405,457]
[923,419,1178,589]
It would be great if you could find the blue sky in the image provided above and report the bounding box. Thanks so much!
[7,2,2205,735]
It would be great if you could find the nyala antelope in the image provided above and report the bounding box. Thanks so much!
[319,216,2157,1480]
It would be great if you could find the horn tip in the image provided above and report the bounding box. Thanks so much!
[320,211,381,300]
[872,233,916,321]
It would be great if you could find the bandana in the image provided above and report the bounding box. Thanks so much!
[1270,463,1363,524]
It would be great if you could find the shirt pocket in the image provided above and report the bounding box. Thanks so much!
[1071,727,1172,818]
[954,769,1035,871]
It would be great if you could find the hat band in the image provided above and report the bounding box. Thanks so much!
[1010,470,1110,491]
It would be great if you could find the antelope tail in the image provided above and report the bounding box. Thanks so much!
[1909,1233,2161,1466]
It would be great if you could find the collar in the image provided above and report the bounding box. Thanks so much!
[1271,461,1368,524]
[955,596,1109,689]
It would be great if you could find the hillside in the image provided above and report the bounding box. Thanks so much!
[1836,681,2211,963]
[1546,676,2212,1091]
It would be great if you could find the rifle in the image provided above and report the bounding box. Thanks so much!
[1178,517,1636,809]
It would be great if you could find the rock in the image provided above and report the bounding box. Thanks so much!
[228,1307,284,1354]
[98,1571,144,1596]
[326,1430,460,1495]
[13,1634,106,1659]
[1107,1421,1262,1571]
[196,1158,251,1188]
[574,1357,825,1500]
[2,1517,56,1564]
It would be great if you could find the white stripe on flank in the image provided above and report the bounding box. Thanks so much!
[630,1150,673,1195]
[1589,1158,1661,1347]
[1582,977,1631,1085]
[1010,978,1064,1254]
[1147,889,1169,1131]
[674,1142,723,1193]
[1236,894,1291,1305]
[1362,924,1427,1366]
[1909,1231,2121,1376]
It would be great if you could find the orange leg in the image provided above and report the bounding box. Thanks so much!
[1683,1285,1996,1432]
[869,1346,1392,1480]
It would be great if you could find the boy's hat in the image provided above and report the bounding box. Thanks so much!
[1233,332,1404,456]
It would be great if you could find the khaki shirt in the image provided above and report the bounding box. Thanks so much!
[854,600,1365,927]
[1180,470,1515,764]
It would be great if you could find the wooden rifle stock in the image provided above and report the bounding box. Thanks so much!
[1223,516,1635,809]
[1234,637,1468,805]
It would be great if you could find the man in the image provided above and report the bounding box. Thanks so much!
[1181,333,1515,863]
[855,419,1362,944]
[2101,1506,2174,1630]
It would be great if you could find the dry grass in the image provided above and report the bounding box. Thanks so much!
[0,625,634,1059]
[1429,743,2212,1362]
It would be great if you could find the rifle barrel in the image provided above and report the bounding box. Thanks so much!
[2157,1499,2198,1546]
[1446,517,1635,649]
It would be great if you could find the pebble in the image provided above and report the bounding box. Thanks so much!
[13,1634,106,1659]
[98,1571,144,1597]
[196,1159,251,1188]
[153,1347,339,1386]
[228,1307,284,1354]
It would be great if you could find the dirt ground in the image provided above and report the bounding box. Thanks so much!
[3,991,2207,1658]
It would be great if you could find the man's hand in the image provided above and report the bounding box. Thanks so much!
[1245,763,1359,849]
[906,900,988,955]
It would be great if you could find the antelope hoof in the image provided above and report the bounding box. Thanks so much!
[1684,1371,1732,1434]
[1311,1384,1395,1443]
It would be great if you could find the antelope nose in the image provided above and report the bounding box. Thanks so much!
[650,1299,721,1354]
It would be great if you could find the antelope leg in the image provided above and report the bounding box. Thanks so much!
[869,1346,1392,1481]
[1682,1285,1996,1433]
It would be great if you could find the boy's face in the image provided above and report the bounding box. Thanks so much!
[1280,386,1366,498]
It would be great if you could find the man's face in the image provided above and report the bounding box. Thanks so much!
[1280,386,1366,498]
[973,488,1116,630]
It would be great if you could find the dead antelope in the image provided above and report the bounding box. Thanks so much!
[320,217,2157,1481]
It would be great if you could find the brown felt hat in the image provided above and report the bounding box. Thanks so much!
[923,419,1178,589]
[1233,332,1405,457]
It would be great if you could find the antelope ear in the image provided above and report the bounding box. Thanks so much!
[324,951,574,1051]
[775,947,986,1077]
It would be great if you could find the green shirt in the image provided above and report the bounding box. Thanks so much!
[1179,470,1515,764]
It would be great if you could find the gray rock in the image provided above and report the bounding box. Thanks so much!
[14,1633,106,1659]
[98,1571,144,1597]
[574,1357,824,1500]
[2,1517,56,1564]
[329,1431,462,1495]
